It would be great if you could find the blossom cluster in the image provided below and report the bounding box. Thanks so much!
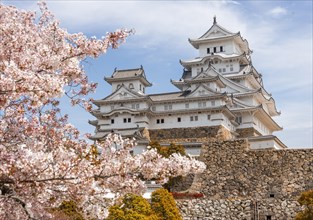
[0,2,206,219]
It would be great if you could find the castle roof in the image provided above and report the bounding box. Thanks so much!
[105,66,152,87]
[180,53,248,68]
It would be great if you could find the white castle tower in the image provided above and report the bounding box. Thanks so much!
[89,17,286,154]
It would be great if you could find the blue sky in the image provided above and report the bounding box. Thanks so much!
[3,1,312,148]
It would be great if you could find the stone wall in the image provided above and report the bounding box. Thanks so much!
[176,139,313,219]
[149,126,232,143]
[177,198,300,220]
[236,128,261,138]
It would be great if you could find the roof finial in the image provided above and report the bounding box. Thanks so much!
[213,15,217,24]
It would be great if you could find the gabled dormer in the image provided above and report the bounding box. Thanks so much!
[188,16,251,58]
[104,66,152,94]
[103,84,144,101]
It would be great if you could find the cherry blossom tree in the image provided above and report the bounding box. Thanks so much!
[0,2,206,219]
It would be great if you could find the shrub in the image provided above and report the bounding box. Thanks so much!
[295,189,313,220]
[151,188,182,220]
[53,200,84,220]
[107,194,158,220]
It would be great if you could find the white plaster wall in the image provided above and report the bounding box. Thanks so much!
[111,80,146,94]
[198,39,234,57]
[249,139,275,149]
[149,113,223,130]
[254,117,271,135]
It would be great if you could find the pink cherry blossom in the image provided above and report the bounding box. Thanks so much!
[0,2,205,219]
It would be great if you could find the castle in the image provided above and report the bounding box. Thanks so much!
[89,17,286,154]
[89,18,313,219]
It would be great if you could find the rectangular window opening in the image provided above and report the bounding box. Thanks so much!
[177,117,181,122]
[207,48,210,54]
[111,119,114,124]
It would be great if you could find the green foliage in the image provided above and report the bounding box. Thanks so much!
[295,189,313,220]
[149,141,186,158]
[55,200,84,220]
[151,188,182,220]
[107,194,158,220]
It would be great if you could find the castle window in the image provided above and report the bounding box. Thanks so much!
[222,68,226,72]
[269,193,275,198]
[143,87,145,93]
[207,48,210,54]
[214,47,217,53]
[190,116,194,121]
[220,46,223,52]
[208,115,211,120]
[152,106,156,111]
[136,104,140,109]
[129,83,134,89]
[131,104,135,109]
[211,101,215,106]
[140,84,142,90]
[157,119,164,124]
[198,102,206,107]
[164,104,172,111]
[111,105,115,110]
[219,68,222,73]
[111,119,114,124]
[185,103,189,109]
[266,216,272,220]
[177,117,181,122]
[195,116,198,121]
[230,64,233,71]
[123,118,131,123]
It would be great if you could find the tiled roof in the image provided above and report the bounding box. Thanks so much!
[148,91,189,101]
[112,68,144,78]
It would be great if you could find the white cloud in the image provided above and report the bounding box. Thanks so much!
[269,6,288,17]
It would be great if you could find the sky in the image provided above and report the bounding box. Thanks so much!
[3,0,312,148]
